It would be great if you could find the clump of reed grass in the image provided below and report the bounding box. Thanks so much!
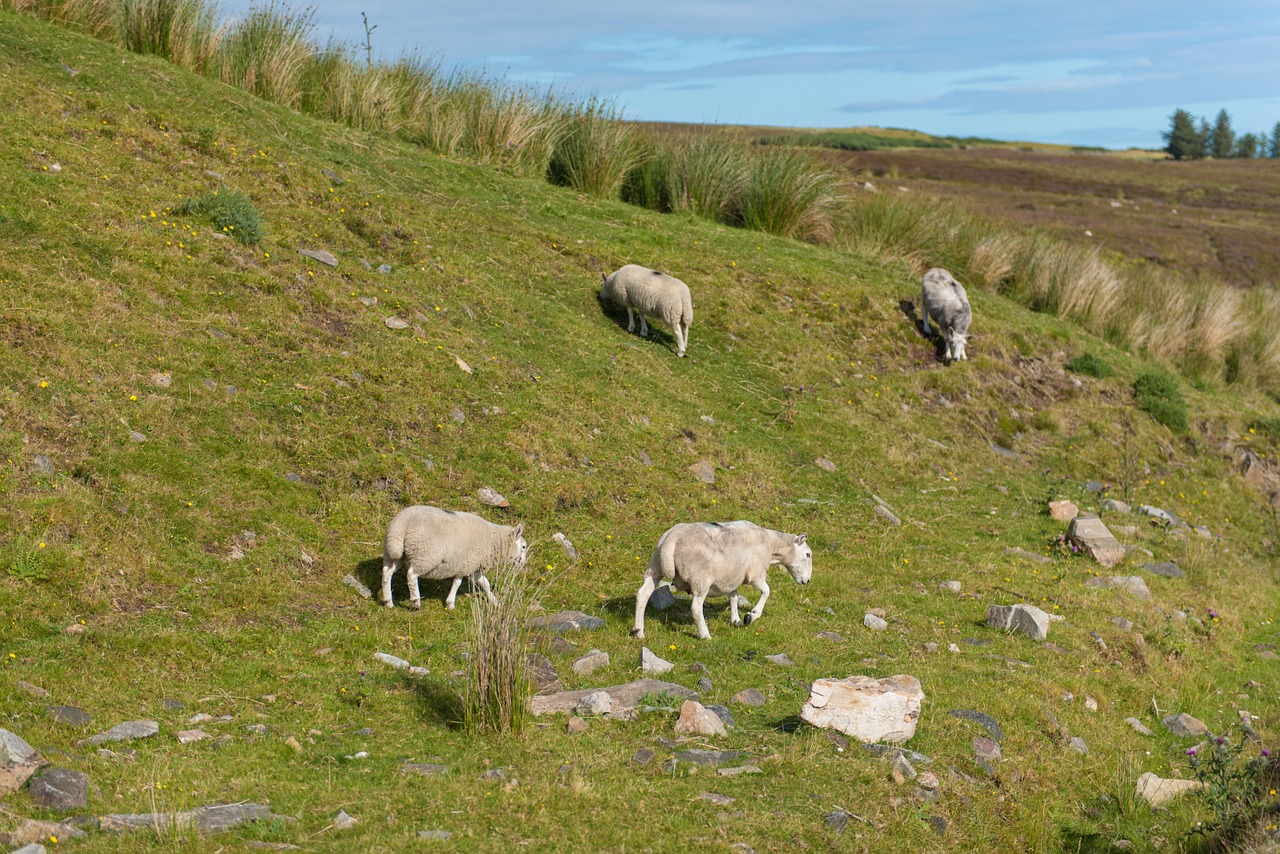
[547,99,638,198]
[463,560,544,737]
[213,1,314,108]
[734,146,841,242]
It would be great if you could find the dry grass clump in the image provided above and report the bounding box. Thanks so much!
[464,560,544,737]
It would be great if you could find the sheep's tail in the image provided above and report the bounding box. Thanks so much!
[681,288,693,334]
[383,515,407,561]
[648,527,678,582]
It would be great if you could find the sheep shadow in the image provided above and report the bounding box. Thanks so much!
[600,592,742,638]
[596,295,679,355]
[408,678,465,729]
[351,556,481,610]
[899,298,949,363]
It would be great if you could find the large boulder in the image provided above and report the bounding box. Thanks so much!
[674,700,727,737]
[1136,772,1206,806]
[986,604,1050,640]
[1067,514,1125,567]
[0,728,47,795]
[800,674,924,744]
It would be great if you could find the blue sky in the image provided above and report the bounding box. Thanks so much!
[225,0,1280,149]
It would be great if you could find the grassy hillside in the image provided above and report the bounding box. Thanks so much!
[2,11,1280,852]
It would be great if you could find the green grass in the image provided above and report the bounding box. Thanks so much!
[1134,371,1191,433]
[1,11,1280,853]
[1065,352,1116,379]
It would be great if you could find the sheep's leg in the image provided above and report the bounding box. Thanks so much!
[406,563,423,610]
[475,573,496,606]
[638,314,650,338]
[729,593,745,627]
[444,576,464,610]
[674,322,687,358]
[625,307,637,333]
[921,306,932,336]
[630,570,658,638]
[380,558,399,608]
[691,593,711,639]
[743,579,771,626]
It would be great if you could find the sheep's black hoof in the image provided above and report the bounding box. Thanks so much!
[743,613,754,626]
[629,628,642,638]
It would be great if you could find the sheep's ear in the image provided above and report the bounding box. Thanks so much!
[795,533,808,545]
[600,272,607,284]
[513,523,524,539]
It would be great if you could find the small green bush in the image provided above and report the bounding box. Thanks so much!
[1064,352,1115,378]
[177,188,264,244]
[1134,371,1189,433]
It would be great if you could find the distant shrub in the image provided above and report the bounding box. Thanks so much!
[1133,371,1189,433]
[178,188,264,244]
[1065,352,1115,378]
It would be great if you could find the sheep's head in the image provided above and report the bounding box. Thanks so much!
[511,523,529,569]
[947,329,968,362]
[787,533,813,584]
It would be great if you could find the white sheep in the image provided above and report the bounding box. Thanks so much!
[920,267,972,362]
[380,505,528,610]
[630,521,812,640]
[599,264,693,357]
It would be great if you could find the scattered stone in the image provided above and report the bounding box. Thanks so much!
[333,810,357,830]
[1112,616,1134,631]
[547,636,576,656]
[242,724,269,737]
[923,642,938,653]
[6,820,85,846]
[890,752,917,783]
[1143,561,1185,579]
[696,677,713,694]
[1125,717,1154,736]
[575,691,613,717]
[475,486,510,508]
[321,168,346,185]
[374,652,413,671]
[800,674,924,743]
[648,585,677,611]
[79,720,159,747]
[948,710,1004,742]
[674,700,727,737]
[986,603,1050,640]
[1068,737,1088,754]
[632,748,656,766]
[524,653,561,694]
[918,770,940,790]
[1084,696,1099,712]
[526,610,604,633]
[31,454,55,475]
[530,679,697,715]
[1086,575,1151,600]
[1138,505,1180,527]
[1163,712,1210,737]
[1049,500,1079,521]
[641,647,674,675]
[816,631,843,642]
[299,248,339,267]
[1136,772,1206,807]
[176,729,209,744]
[566,716,589,734]
[572,649,610,676]
[401,763,450,777]
[662,748,748,771]
[342,574,373,599]
[377,264,393,275]
[15,680,49,698]
[552,532,579,560]
[690,460,715,484]
[10,844,48,854]
[27,767,91,810]
[765,653,795,666]
[939,580,962,594]
[46,705,91,727]
[874,505,901,526]
[815,457,837,472]
[1102,499,1131,514]
[863,613,888,631]
[928,815,948,836]
[732,688,766,707]
[1067,514,1125,567]
[707,704,734,729]
[98,803,292,834]
[698,792,734,805]
[973,736,1001,762]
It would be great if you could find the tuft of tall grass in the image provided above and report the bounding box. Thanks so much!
[622,129,747,219]
[212,1,314,108]
[547,99,639,198]
[463,560,542,737]
[734,146,841,242]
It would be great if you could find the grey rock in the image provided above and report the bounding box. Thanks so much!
[732,688,766,707]
[526,610,604,633]
[1143,561,1185,579]
[572,649,610,676]
[815,631,843,642]
[1125,717,1154,736]
[162,699,184,711]
[377,264,393,275]
[1136,772,1206,806]
[632,748,656,766]
[990,444,1020,460]
[874,505,901,526]
[15,680,49,698]
[31,454,54,475]
[333,810,357,830]
[698,791,734,806]
[986,603,1050,640]
[1004,546,1052,564]
[1163,712,1210,737]
[939,580,962,594]
[129,431,147,443]
[891,751,917,783]
[299,248,339,267]
[342,574,372,598]
[11,844,49,854]
[176,729,209,744]
[1084,481,1106,493]
[648,584,677,611]
[28,767,91,810]
[46,705,91,727]
[1111,616,1134,631]
[530,679,696,716]
[928,815,949,836]
[800,674,924,744]
[524,653,561,694]
[690,460,715,484]
[863,613,888,631]
[973,736,1001,762]
[6,820,85,846]
[401,763,450,777]
[1085,575,1151,600]
[707,704,734,729]
[98,803,292,834]
[552,532,579,560]
[641,647,674,675]
[566,716,589,734]
[575,691,613,716]
[384,316,410,330]
[321,168,346,186]
[1102,499,1131,514]
[374,652,412,670]
[948,709,1004,742]
[419,830,453,841]
[662,748,747,771]
[1138,505,1181,526]
[696,677,713,694]
[765,653,795,666]
[79,720,159,747]
[1068,736,1088,754]
[242,724,268,736]
[1067,514,1125,567]
[815,457,837,472]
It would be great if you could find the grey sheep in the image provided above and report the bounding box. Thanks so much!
[380,505,528,610]
[630,521,812,640]
[920,267,972,362]
[600,264,693,357]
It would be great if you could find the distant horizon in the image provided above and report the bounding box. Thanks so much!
[219,1,1280,151]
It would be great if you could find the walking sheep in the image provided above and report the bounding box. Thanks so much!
[599,264,693,357]
[631,521,812,640]
[920,267,972,362]
[380,505,528,610]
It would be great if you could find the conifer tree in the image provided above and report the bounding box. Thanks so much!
[1209,109,1235,159]
[1162,109,1200,160]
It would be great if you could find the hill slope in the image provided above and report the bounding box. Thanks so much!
[2,12,1279,852]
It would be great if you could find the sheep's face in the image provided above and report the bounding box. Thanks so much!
[510,523,530,569]
[787,533,813,584]
[947,331,968,362]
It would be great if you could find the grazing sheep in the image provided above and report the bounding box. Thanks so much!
[630,521,812,640]
[920,267,971,362]
[380,505,528,610]
[599,264,693,357]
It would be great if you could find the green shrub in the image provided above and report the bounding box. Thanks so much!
[1133,371,1189,433]
[177,188,264,244]
[1064,352,1115,378]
